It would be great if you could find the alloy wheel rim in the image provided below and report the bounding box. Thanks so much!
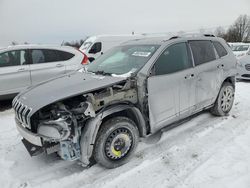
[221,86,234,112]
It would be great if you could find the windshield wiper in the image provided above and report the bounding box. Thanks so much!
[91,70,112,76]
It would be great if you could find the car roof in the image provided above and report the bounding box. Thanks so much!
[122,34,222,46]
[0,44,75,51]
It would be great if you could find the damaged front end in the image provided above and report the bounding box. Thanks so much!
[35,100,95,161]
[14,79,138,162]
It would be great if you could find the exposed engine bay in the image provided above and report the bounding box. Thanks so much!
[30,80,138,161]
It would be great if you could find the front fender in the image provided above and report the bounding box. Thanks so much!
[80,104,147,166]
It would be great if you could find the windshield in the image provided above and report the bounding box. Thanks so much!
[232,45,250,52]
[87,44,160,76]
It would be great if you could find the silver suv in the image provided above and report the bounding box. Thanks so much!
[13,35,237,169]
[0,45,86,100]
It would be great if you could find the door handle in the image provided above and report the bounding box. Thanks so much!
[17,68,26,72]
[56,64,63,68]
[217,64,224,69]
[185,74,194,79]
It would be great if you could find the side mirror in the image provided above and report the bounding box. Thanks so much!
[88,57,95,62]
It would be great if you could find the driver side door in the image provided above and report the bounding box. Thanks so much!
[147,42,195,133]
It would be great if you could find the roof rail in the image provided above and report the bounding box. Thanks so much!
[168,33,215,40]
[204,34,215,37]
[169,36,179,40]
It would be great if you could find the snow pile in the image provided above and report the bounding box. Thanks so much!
[1,82,250,188]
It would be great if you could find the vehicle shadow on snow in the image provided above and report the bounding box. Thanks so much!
[143,110,211,145]
[0,99,12,112]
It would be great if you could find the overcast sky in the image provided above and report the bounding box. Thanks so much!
[0,0,250,46]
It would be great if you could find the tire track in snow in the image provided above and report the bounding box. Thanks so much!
[33,112,245,188]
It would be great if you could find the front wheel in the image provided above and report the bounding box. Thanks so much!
[211,82,235,116]
[93,117,139,169]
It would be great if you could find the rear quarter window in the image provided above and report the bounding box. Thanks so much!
[189,40,216,66]
[56,50,75,61]
[213,41,228,57]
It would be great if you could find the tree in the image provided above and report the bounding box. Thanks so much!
[224,15,250,42]
[63,39,86,48]
[11,41,18,45]
[214,26,226,38]
[234,15,250,42]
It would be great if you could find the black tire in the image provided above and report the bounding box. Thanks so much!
[93,116,139,169]
[211,82,235,116]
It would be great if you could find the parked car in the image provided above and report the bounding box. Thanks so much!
[231,43,250,59]
[228,42,244,48]
[79,35,145,62]
[237,54,250,80]
[0,45,87,100]
[13,35,237,169]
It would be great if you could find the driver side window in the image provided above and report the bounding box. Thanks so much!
[153,43,192,76]
[89,42,102,54]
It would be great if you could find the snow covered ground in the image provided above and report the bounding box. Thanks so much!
[1,81,250,188]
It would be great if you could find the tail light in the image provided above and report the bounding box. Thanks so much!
[81,54,89,65]
[78,49,89,65]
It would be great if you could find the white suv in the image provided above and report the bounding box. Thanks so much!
[232,43,250,59]
[0,45,88,99]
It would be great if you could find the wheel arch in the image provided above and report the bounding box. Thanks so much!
[212,75,235,106]
[80,103,147,166]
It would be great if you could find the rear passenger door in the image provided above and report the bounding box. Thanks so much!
[0,50,31,95]
[29,49,67,85]
[189,40,224,109]
[147,42,196,132]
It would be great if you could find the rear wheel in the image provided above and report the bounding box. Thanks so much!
[94,117,139,169]
[211,82,235,116]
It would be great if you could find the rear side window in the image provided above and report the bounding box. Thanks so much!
[154,43,192,75]
[31,50,45,64]
[213,41,228,57]
[189,40,216,66]
[31,49,74,64]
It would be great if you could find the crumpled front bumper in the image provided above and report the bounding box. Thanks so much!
[16,118,42,146]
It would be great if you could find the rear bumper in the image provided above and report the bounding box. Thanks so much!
[16,118,42,146]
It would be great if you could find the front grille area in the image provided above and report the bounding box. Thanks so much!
[242,74,250,78]
[245,64,250,71]
[12,98,32,129]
